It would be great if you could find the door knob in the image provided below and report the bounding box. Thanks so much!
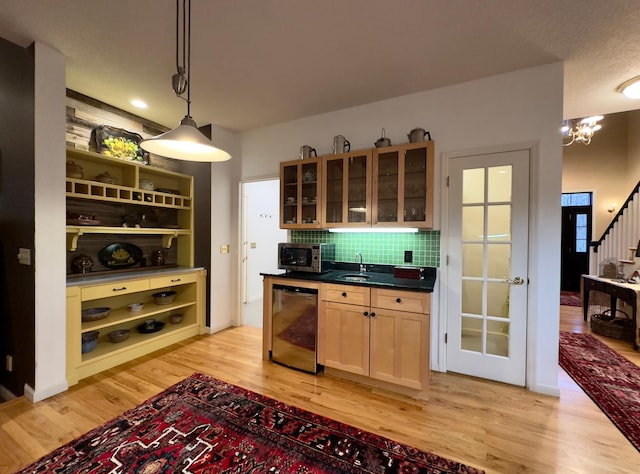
[505,276,525,285]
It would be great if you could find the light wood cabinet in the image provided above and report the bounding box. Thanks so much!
[319,283,430,391]
[66,268,206,385]
[280,158,322,229]
[279,141,434,229]
[372,141,435,228]
[321,150,372,227]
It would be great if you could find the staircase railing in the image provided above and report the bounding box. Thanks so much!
[590,180,640,274]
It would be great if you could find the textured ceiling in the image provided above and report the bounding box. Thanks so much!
[1,0,640,132]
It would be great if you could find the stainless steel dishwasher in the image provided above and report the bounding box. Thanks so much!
[272,284,318,373]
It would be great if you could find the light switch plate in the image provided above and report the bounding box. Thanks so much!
[250,242,257,249]
[17,248,31,265]
[220,244,230,254]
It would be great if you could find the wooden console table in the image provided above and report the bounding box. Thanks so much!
[581,274,639,349]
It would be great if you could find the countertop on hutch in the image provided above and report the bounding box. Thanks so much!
[66,266,205,287]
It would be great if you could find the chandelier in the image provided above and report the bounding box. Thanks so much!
[561,116,603,147]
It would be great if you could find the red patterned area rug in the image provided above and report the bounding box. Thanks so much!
[560,291,582,307]
[17,373,484,473]
[559,331,640,451]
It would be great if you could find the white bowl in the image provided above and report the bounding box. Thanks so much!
[128,303,144,312]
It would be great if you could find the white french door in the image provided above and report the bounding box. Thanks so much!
[446,149,529,385]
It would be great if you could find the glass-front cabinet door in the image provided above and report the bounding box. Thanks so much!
[372,142,434,228]
[321,150,372,228]
[280,158,321,229]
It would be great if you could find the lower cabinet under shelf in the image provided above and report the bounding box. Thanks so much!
[66,268,206,386]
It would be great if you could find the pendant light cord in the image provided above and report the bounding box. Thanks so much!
[175,0,191,117]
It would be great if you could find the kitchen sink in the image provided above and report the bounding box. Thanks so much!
[340,273,370,281]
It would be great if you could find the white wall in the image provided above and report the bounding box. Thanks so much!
[29,42,67,401]
[240,63,564,395]
[207,126,242,333]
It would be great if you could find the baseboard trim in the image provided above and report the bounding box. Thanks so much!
[528,382,560,397]
[24,380,69,403]
[0,384,16,402]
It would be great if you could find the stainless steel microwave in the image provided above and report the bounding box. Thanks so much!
[277,243,335,273]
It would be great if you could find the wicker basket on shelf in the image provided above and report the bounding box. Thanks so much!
[590,309,635,342]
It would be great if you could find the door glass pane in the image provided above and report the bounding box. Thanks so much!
[486,321,509,357]
[487,244,510,279]
[462,243,483,277]
[325,159,343,223]
[486,281,509,318]
[461,280,483,315]
[460,164,514,357]
[487,205,511,241]
[348,155,367,223]
[301,162,318,224]
[377,152,398,222]
[575,212,587,253]
[488,166,512,202]
[282,164,298,224]
[461,316,482,352]
[463,168,484,204]
[404,148,427,222]
[462,207,484,241]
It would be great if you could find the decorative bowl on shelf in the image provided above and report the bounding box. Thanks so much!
[169,313,184,324]
[108,329,130,343]
[81,331,99,353]
[152,291,177,305]
[127,303,144,312]
[81,307,110,322]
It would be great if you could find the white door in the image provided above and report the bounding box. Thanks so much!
[446,149,529,385]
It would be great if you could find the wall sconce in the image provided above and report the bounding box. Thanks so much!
[607,203,616,213]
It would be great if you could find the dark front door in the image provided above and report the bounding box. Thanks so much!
[561,204,591,291]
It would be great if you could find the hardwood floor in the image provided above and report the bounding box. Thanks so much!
[1,305,639,473]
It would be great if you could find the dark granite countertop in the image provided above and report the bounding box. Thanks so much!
[261,263,436,292]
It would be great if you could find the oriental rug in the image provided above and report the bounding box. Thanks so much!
[17,373,484,473]
[560,291,582,307]
[559,331,640,451]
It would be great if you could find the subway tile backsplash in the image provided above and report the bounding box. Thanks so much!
[291,230,440,267]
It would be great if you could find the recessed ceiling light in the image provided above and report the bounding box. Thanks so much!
[131,99,148,109]
[617,76,640,99]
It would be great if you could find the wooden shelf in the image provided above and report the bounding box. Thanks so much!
[66,225,190,250]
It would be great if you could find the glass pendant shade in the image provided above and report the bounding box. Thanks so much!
[140,116,231,162]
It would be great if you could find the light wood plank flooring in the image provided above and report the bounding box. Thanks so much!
[1,305,639,473]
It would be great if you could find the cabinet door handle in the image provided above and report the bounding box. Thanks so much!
[364,311,369,317]
[171,278,182,282]
[396,298,402,303]
[370,312,376,318]
[112,287,127,292]
[341,292,347,297]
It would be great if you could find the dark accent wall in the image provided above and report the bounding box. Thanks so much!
[0,37,35,396]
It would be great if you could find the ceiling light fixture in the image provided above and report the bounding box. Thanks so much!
[561,115,603,146]
[617,76,640,99]
[140,0,230,162]
[131,99,148,109]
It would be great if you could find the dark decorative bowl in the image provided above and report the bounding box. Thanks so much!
[81,330,99,354]
[81,307,111,322]
[152,291,177,305]
[108,329,130,343]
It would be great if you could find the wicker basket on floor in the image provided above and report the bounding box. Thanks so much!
[590,309,635,342]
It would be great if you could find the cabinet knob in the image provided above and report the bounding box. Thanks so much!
[371,312,376,318]
[112,287,127,292]
[364,311,369,317]
[341,292,347,297]
[171,278,182,282]
[396,298,402,303]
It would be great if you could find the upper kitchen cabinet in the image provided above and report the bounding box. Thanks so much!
[372,141,434,228]
[280,157,322,229]
[321,150,372,228]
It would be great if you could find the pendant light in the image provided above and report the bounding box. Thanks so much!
[140,0,231,162]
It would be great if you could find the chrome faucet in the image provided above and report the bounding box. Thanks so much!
[355,253,365,273]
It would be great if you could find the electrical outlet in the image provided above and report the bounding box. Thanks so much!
[220,244,230,254]
[250,242,257,249]
[5,355,13,372]
[404,250,413,263]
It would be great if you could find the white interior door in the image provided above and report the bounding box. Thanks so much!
[446,149,529,385]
